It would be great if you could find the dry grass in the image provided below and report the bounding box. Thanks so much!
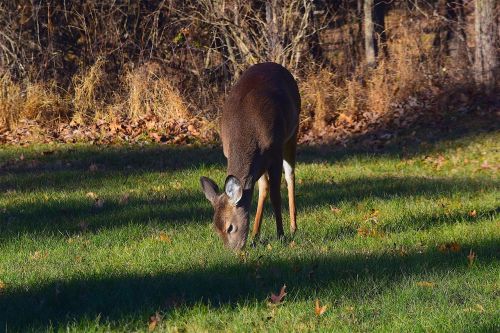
[340,19,432,128]
[0,74,69,130]
[124,62,189,122]
[23,82,69,124]
[72,58,107,124]
[300,69,343,132]
[0,74,23,129]
[299,18,433,137]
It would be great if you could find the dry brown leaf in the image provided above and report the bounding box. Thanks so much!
[330,206,341,214]
[86,192,98,199]
[357,226,384,238]
[314,299,328,316]
[0,280,5,293]
[449,242,461,253]
[119,193,130,204]
[30,250,47,260]
[467,249,477,266]
[468,210,477,218]
[416,281,435,287]
[148,312,161,331]
[158,231,171,243]
[438,241,461,253]
[269,285,287,305]
[94,198,104,209]
[480,160,491,169]
[289,241,296,248]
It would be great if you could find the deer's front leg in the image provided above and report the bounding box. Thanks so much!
[252,173,269,240]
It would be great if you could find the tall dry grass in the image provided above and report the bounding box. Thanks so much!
[72,58,107,124]
[125,63,189,122]
[0,74,23,129]
[0,74,69,130]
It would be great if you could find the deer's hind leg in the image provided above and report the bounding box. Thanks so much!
[268,158,285,238]
[283,133,297,234]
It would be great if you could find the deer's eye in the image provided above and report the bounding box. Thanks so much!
[226,224,234,233]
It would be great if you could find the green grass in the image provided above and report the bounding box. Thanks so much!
[0,132,498,332]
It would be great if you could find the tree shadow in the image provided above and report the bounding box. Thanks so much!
[0,192,211,240]
[1,238,497,331]
[0,145,225,178]
[0,175,495,241]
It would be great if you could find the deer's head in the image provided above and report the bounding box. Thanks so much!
[200,176,249,250]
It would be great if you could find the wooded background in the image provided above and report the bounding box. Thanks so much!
[0,0,498,145]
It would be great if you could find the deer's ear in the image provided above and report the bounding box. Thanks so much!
[200,177,219,205]
[224,175,243,206]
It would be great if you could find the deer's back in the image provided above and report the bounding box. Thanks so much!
[221,63,300,165]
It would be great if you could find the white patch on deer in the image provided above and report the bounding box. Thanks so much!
[283,160,294,184]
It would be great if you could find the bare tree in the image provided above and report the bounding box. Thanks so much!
[186,0,315,80]
[474,0,497,93]
[364,0,376,67]
[364,0,387,67]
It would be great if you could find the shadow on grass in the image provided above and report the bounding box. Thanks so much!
[0,238,498,331]
[0,145,225,180]
[1,104,499,190]
[0,176,496,239]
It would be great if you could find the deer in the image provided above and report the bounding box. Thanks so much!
[200,62,300,250]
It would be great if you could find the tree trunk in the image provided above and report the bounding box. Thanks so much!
[373,0,387,57]
[474,0,497,93]
[364,0,376,67]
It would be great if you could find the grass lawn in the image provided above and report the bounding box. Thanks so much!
[0,131,498,332]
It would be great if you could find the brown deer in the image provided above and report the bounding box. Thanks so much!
[200,62,300,250]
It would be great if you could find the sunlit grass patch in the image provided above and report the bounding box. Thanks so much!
[0,132,498,332]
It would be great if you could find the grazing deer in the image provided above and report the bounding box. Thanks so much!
[200,62,300,250]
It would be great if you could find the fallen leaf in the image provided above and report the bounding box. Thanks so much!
[0,280,5,293]
[119,193,130,204]
[30,251,47,260]
[93,198,104,209]
[330,206,341,213]
[467,249,476,266]
[357,226,384,238]
[480,160,490,169]
[269,285,287,305]
[449,242,461,252]
[86,192,98,200]
[289,240,296,248]
[158,231,171,243]
[266,244,273,251]
[416,281,435,287]
[314,299,328,316]
[148,312,161,331]
[468,210,477,218]
[438,241,461,253]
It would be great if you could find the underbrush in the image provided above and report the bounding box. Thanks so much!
[0,9,495,147]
